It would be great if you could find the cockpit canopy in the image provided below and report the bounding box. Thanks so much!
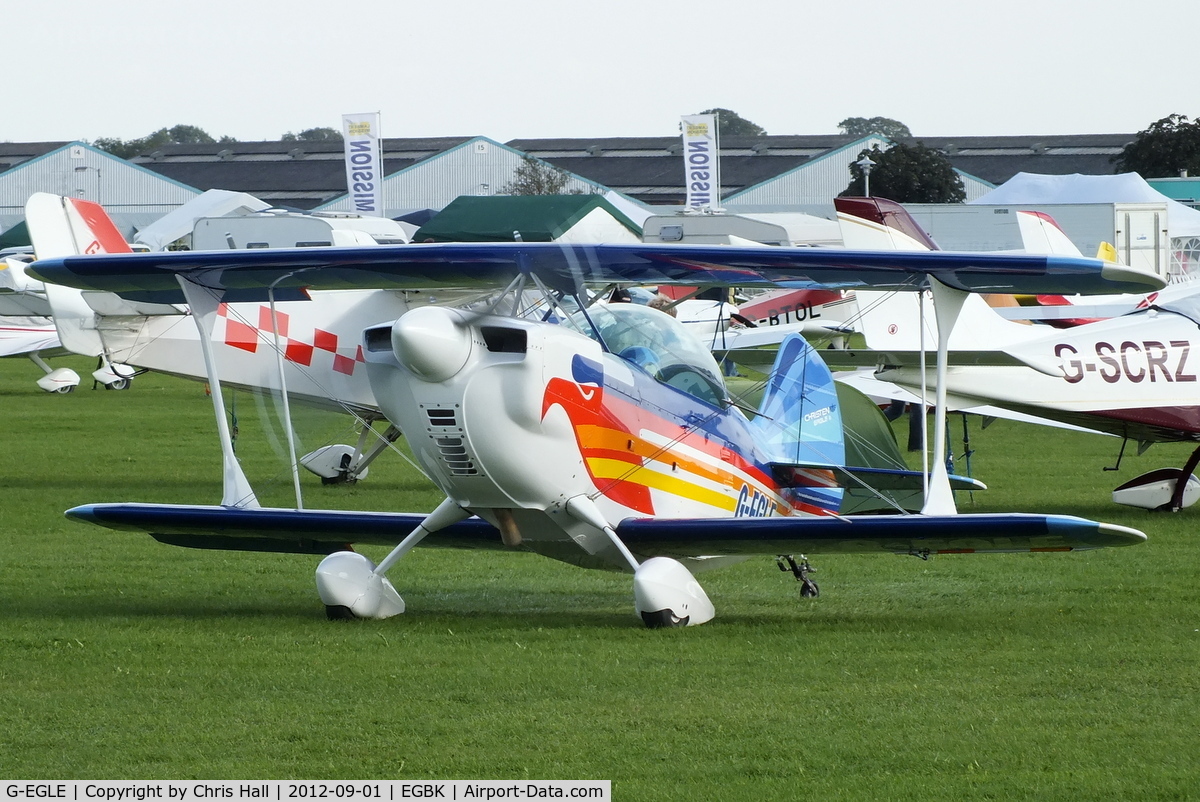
[569,302,729,408]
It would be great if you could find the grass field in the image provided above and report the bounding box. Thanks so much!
[3,355,1199,799]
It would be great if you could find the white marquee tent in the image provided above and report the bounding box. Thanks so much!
[971,172,1200,238]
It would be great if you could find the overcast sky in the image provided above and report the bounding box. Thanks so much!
[7,0,1194,145]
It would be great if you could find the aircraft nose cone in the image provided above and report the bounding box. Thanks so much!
[391,306,472,382]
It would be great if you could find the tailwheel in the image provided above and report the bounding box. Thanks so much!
[777,555,819,599]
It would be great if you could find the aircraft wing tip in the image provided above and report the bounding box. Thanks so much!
[1095,521,1149,547]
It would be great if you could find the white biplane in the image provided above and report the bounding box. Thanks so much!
[28,229,1162,627]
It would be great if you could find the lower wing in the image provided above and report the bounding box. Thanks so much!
[617,513,1144,556]
[69,503,1144,558]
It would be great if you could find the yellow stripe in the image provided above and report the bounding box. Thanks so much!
[586,457,737,511]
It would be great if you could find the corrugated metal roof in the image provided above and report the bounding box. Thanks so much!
[0,132,1149,222]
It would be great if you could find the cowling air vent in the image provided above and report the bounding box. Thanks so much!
[426,407,458,428]
[423,406,479,476]
[481,326,527,354]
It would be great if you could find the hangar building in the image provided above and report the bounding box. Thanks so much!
[0,131,1142,241]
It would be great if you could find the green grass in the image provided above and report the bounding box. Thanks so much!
[3,355,1199,799]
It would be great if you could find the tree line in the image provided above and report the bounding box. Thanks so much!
[92,125,342,159]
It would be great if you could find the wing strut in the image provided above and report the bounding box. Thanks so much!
[922,279,969,516]
[267,286,304,510]
[566,495,640,571]
[177,277,260,509]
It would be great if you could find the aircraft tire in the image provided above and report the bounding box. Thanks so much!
[640,609,689,629]
[325,604,357,621]
[55,385,75,394]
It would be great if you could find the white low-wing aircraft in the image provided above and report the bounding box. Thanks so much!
[2,195,154,392]
[856,283,1200,511]
[0,252,86,392]
[21,193,435,481]
[29,238,1161,627]
[826,197,1200,512]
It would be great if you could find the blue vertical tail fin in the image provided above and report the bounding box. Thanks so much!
[749,334,845,511]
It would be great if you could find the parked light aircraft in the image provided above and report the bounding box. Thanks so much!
[825,197,1200,512]
[1,195,149,391]
[20,193,434,481]
[0,251,84,391]
[28,229,1163,627]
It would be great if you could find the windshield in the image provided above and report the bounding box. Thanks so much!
[570,303,729,407]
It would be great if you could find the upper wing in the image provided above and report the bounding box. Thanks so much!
[28,241,1164,304]
[69,502,1144,558]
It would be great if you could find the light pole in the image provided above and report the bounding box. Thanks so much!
[74,165,102,203]
[856,154,876,197]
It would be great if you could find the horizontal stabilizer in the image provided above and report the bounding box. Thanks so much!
[771,463,986,492]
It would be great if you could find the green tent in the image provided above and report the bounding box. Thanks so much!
[0,220,32,250]
[727,376,924,513]
[414,195,642,243]
[836,382,924,513]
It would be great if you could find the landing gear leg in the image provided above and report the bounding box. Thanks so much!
[777,554,819,598]
[314,497,469,619]
[1169,444,1200,512]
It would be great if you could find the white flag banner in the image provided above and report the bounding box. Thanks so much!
[341,112,384,215]
[681,114,720,209]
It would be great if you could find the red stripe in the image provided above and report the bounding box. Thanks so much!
[69,198,132,254]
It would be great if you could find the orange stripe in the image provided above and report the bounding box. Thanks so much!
[601,395,776,486]
[576,424,733,487]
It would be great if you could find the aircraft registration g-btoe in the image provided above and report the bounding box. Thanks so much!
[29,237,1163,627]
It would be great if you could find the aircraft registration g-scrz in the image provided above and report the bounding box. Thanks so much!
[1054,337,1196,385]
[28,237,1165,628]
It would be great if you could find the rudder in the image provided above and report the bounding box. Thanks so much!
[750,333,845,468]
